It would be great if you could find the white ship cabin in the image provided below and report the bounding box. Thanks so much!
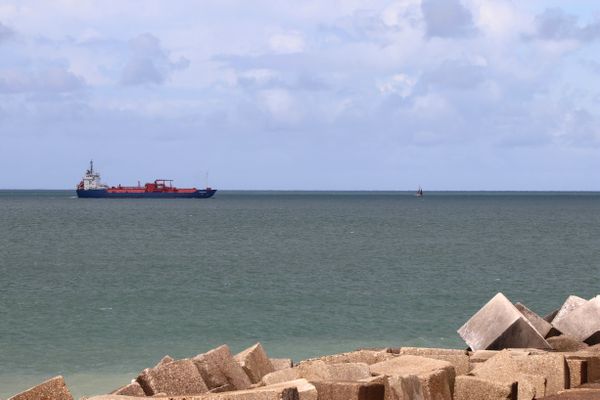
[81,160,108,190]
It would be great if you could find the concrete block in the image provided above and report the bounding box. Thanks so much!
[85,383,301,400]
[110,381,145,396]
[457,293,550,351]
[566,359,588,389]
[156,355,174,367]
[536,388,600,400]
[271,358,293,371]
[550,296,587,327]
[8,376,73,400]
[544,308,559,323]
[194,344,252,390]
[235,343,275,384]
[547,336,589,352]
[471,350,568,396]
[398,347,469,375]
[469,350,499,363]
[297,360,371,382]
[301,349,394,366]
[383,374,423,400]
[515,302,553,338]
[454,375,517,400]
[261,368,301,386]
[137,358,209,396]
[370,355,455,400]
[552,296,600,344]
[258,379,317,400]
[564,352,600,383]
[312,380,385,400]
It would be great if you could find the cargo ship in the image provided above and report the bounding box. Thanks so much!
[76,161,216,198]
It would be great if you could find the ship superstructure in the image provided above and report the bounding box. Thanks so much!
[76,161,216,199]
[80,160,108,190]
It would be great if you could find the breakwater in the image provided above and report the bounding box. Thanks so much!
[8,293,600,400]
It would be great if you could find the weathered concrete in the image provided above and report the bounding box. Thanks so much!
[312,380,385,400]
[194,344,252,390]
[137,358,209,396]
[550,296,587,327]
[537,388,600,400]
[471,350,568,396]
[380,374,423,400]
[301,349,394,366]
[564,352,600,383]
[156,355,174,367]
[297,361,371,382]
[8,376,73,400]
[370,355,455,400]
[544,309,560,323]
[469,350,499,363]
[515,302,553,338]
[256,379,317,400]
[398,347,469,376]
[566,359,587,389]
[271,358,293,371]
[85,384,301,400]
[457,293,550,351]
[453,375,517,400]
[110,381,145,396]
[235,343,275,384]
[261,368,301,386]
[552,296,600,344]
[547,336,589,352]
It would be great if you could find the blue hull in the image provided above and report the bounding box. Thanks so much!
[77,189,216,198]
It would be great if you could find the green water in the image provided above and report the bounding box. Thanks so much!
[1,191,599,397]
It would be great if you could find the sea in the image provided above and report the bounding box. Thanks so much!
[1,190,599,398]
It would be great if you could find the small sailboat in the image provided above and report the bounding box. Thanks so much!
[416,186,423,197]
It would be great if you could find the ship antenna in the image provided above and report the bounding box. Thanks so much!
[90,159,94,174]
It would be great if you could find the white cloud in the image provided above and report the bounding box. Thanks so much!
[268,32,305,54]
[120,33,189,85]
[258,88,300,123]
[377,74,416,97]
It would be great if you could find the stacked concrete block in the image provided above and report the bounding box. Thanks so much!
[193,344,252,391]
[8,376,73,400]
[566,358,587,388]
[110,381,145,396]
[136,358,209,396]
[398,347,470,375]
[370,355,455,400]
[454,376,517,400]
[261,368,302,385]
[515,302,553,338]
[458,293,550,351]
[86,384,302,400]
[564,352,600,383]
[312,380,385,400]
[305,349,394,365]
[470,350,568,398]
[255,379,317,400]
[552,296,600,345]
[550,296,588,327]
[298,360,371,382]
[271,358,293,371]
[235,343,275,384]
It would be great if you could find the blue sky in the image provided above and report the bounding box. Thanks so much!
[1,0,599,190]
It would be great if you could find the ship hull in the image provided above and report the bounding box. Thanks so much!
[76,189,217,199]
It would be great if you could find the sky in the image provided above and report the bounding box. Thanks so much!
[1,0,599,190]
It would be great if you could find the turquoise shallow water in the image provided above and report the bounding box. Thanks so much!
[1,190,600,397]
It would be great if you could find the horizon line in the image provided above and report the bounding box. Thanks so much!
[2,189,600,193]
